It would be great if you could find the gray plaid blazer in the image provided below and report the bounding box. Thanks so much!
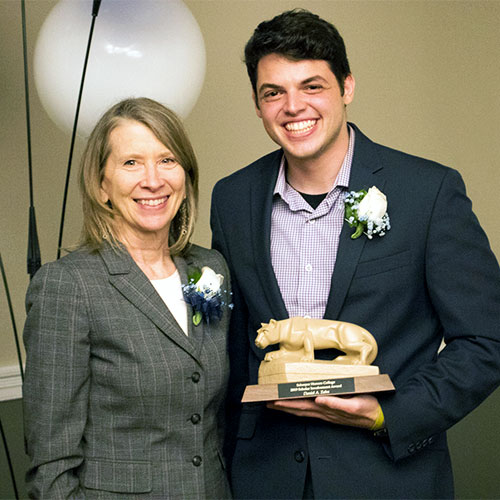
[23,242,231,499]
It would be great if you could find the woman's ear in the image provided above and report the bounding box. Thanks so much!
[99,182,110,205]
[100,191,109,204]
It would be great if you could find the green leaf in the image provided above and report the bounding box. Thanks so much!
[351,223,365,239]
[188,267,202,283]
[345,205,353,222]
[193,311,202,326]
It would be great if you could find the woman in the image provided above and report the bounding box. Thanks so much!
[23,98,232,499]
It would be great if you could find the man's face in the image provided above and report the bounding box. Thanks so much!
[254,54,355,166]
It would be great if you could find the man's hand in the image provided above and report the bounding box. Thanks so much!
[267,394,382,429]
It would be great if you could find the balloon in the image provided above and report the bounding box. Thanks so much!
[33,0,206,137]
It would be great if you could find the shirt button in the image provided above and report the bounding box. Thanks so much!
[294,450,305,463]
[191,372,200,383]
[308,219,316,224]
[192,455,202,467]
[190,413,201,424]
[305,264,312,272]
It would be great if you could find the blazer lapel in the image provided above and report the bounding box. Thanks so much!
[250,151,289,321]
[324,125,386,320]
[99,244,199,360]
[173,253,205,358]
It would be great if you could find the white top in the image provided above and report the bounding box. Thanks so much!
[151,270,188,336]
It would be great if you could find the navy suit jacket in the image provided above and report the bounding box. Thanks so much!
[211,124,500,499]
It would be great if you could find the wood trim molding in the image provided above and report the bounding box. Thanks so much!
[0,364,22,401]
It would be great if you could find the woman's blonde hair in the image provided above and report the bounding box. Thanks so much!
[78,97,198,256]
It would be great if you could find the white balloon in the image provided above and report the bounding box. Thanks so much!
[34,0,206,137]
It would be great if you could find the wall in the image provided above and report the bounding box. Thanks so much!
[0,1,499,498]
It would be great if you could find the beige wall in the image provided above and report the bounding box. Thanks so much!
[2,1,499,371]
[1,1,499,497]
[1,0,499,366]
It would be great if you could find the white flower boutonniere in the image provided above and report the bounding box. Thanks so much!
[344,186,391,239]
[182,266,232,326]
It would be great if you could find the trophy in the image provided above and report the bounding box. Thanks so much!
[241,317,394,402]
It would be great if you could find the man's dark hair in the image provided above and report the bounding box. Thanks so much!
[244,9,351,96]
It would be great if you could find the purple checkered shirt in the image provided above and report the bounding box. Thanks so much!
[270,126,355,319]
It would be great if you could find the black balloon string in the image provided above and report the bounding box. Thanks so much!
[0,251,22,499]
[21,0,41,280]
[0,3,103,498]
[56,0,102,260]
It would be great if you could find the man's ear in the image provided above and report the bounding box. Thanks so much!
[342,74,355,105]
[253,91,262,118]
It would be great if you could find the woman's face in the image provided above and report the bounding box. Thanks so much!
[100,119,186,243]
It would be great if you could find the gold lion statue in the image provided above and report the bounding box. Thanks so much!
[255,317,377,365]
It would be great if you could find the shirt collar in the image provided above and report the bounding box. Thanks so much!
[274,124,355,198]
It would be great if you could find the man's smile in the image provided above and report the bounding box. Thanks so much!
[284,119,317,134]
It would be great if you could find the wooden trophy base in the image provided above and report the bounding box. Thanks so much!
[241,360,394,403]
[259,359,380,384]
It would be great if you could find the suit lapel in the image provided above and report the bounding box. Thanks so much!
[99,243,199,360]
[248,129,386,322]
[324,125,386,320]
[250,151,289,321]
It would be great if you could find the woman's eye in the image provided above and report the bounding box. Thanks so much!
[161,157,177,166]
[124,159,136,166]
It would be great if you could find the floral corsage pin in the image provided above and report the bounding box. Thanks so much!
[344,186,391,240]
[182,266,231,326]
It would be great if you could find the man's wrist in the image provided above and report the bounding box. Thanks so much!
[370,405,385,431]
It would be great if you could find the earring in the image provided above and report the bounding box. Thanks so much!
[180,202,188,235]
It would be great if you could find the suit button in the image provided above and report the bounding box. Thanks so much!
[192,455,202,467]
[294,450,305,463]
[191,413,201,424]
[191,372,201,383]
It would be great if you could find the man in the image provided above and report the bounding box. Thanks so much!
[211,9,500,499]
